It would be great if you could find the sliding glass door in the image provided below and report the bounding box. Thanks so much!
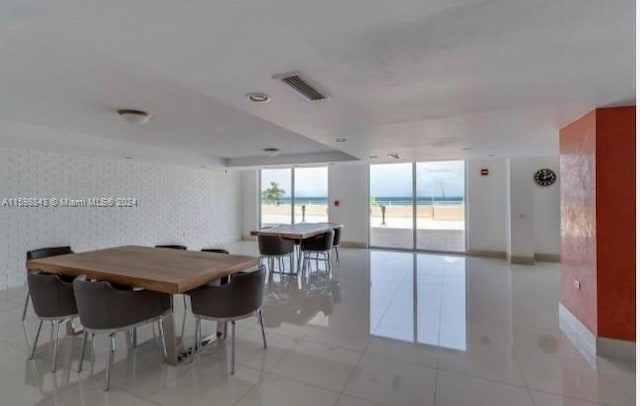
[294,167,328,223]
[415,161,465,252]
[369,161,465,252]
[260,166,328,227]
[260,168,292,227]
[369,163,414,249]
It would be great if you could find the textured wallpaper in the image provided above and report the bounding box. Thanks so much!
[0,148,242,290]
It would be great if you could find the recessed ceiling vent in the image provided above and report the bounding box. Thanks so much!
[273,72,329,102]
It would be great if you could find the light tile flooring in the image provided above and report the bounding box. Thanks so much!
[0,243,635,405]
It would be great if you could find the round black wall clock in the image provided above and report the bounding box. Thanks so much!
[533,168,557,187]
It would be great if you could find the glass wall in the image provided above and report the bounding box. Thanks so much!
[369,160,465,252]
[294,167,328,223]
[369,163,414,249]
[260,166,328,227]
[415,161,465,251]
[260,168,292,227]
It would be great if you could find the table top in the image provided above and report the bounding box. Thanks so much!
[26,245,260,294]
[250,223,343,240]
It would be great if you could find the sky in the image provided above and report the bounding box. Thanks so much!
[371,161,465,197]
[261,161,465,198]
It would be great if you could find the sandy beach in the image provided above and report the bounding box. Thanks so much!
[261,203,465,229]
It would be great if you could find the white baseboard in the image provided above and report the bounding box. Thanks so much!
[510,255,535,265]
[534,253,561,263]
[467,250,507,259]
[559,303,635,362]
[341,241,368,249]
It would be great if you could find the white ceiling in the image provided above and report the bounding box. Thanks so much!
[0,0,634,166]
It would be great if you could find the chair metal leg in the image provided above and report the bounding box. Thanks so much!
[181,295,188,339]
[191,317,200,362]
[230,320,236,375]
[105,333,115,391]
[78,331,88,373]
[258,310,267,349]
[158,319,167,361]
[51,320,61,373]
[21,291,30,322]
[334,247,340,264]
[132,327,137,349]
[91,333,96,363]
[28,320,43,360]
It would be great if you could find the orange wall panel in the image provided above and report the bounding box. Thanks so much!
[560,111,597,333]
[595,106,636,340]
[559,106,636,342]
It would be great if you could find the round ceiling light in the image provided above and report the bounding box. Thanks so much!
[263,147,280,157]
[118,109,152,124]
[336,137,347,143]
[247,93,271,103]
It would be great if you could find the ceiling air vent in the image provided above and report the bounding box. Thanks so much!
[273,72,329,102]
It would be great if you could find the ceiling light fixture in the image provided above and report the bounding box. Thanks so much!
[387,153,400,160]
[336,138,347,143]
[117,109,152,124]
[263,148,280,157]
[369,155,378,159]
[247,93,271,103]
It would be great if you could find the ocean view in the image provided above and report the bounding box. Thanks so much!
[273,196,464,206]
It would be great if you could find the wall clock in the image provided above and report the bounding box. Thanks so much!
[533,168,557,187]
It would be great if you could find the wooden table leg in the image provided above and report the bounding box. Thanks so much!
[161,311,179,365]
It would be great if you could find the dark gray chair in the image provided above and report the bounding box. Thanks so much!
[73,276,171,391]
[26,270,78,372]
[24,247,74,322]
[187,265,267,374]
[155,244,187,250]
[301,230,335,273]
[258,235,295,275]
[332,227,342,264]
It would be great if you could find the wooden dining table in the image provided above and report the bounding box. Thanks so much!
[26,245,259,365]
[250,223,343,241]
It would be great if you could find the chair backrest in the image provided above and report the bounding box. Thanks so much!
[26,246,73,263]
[73,276,170,330]
[201,248,230,254]
[332,227,342,247]
[155,245,187,250]
[27,270,77,318]
[258,235,294,256]
[190,265,267,319]
[302,230,335,252]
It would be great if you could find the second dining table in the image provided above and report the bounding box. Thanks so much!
[250,223,343,273]
[26,245,260,365]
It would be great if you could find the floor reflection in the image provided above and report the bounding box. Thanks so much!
[263,269,341,329]
[369,251,467,351]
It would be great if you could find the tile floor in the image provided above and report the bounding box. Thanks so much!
[0,243,635,405]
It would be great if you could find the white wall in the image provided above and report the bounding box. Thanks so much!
[0,147,242,290]
[507,157,535,260]
[328,163,369,245]
[466,158,508,255]
[466,156,560,258]
[525,156,561,256]
[240,169,259,239]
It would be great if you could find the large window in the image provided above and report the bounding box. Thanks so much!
[260,167,328,227]
[369,160,465,252]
